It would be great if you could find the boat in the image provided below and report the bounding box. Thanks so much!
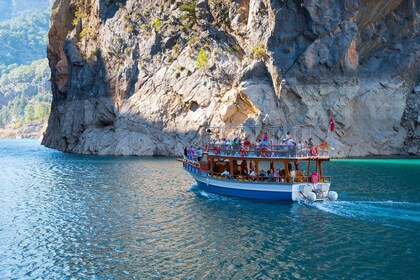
[182,129,338,203]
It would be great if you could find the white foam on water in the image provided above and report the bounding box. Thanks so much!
[313,200,420,223]
[188,184,199,192]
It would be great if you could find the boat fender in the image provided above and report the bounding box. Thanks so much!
[306,192,316,203]
[239,146,247,156]
[327,191,338,201]
[310,145,318,156]
[260,147,269,157]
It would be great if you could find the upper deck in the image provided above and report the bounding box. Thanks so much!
[205,143,330,160]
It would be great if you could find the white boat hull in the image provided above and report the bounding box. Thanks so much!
[185,167,331,202]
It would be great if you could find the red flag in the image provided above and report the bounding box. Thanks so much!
[329,115,335,132]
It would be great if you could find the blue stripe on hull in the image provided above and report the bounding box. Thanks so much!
[195,180,293,201]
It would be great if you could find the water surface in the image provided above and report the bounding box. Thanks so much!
[0,139,419,278]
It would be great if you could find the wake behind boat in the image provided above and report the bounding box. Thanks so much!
[182,127,338,203]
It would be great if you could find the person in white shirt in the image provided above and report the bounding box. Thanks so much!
[221,169,231,179]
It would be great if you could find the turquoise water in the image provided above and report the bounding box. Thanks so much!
[0,139,419,278]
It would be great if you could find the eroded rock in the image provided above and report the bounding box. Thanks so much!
[42,0,419,157]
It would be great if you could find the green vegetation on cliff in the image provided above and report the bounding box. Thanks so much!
[0,59,51,128]
[0,9,50,68]
[0,3,51,131]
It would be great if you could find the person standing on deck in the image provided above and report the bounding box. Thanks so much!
[197,147,203,162]
[188,146,195,160]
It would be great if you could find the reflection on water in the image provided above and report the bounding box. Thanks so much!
[0,140,419,278]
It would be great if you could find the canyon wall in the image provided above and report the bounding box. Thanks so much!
[42,0,419,156]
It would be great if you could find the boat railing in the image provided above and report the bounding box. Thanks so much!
[207,170,332,184]
[206,144,329,158]
[183,158,200,169]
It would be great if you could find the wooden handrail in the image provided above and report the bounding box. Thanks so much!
[206,144,329,158]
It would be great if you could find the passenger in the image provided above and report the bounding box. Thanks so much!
[232,138,239,153]
[184,146,188,159]
[188,146,195,160]
[262,138,269,147]
[267,169,274,182]
[308,137,314,147]
[286,131,292,141]
[274,169,280,182]
[297,140,303,151]
[263,132,269,142]
[258,170,265,181]
[240,160,248,175]
[226,139,232,154]
[221,138,227,153]
[197,147,203,162]
[281,139,287,149]
[221,169,231,179]
[297,139,303,157]
[244,138,252,148]
[255,139,262,148]
[287,163,293,179]
[215,138,221,146]
[249,170,257,181]
[304,140,309,156]
[254,139,261,156]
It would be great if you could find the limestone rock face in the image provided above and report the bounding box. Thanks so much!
[43,0,419,157]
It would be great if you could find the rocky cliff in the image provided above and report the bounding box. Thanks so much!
[42,0,419,157]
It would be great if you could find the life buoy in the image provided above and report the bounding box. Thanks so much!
[260,147,269,157]
[239,146,247,156]
[205,144,209,152]
[311,172,319,184]
[310,145,318,156]
[213,145,221,155]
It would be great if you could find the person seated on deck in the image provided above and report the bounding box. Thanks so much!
[267,169,274,182]
[236,166,242,179]
[249,170,257,181]
[240,160,248,175]
[258,170,266,181]
[274,169,280,182]
[221,169,231,179]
